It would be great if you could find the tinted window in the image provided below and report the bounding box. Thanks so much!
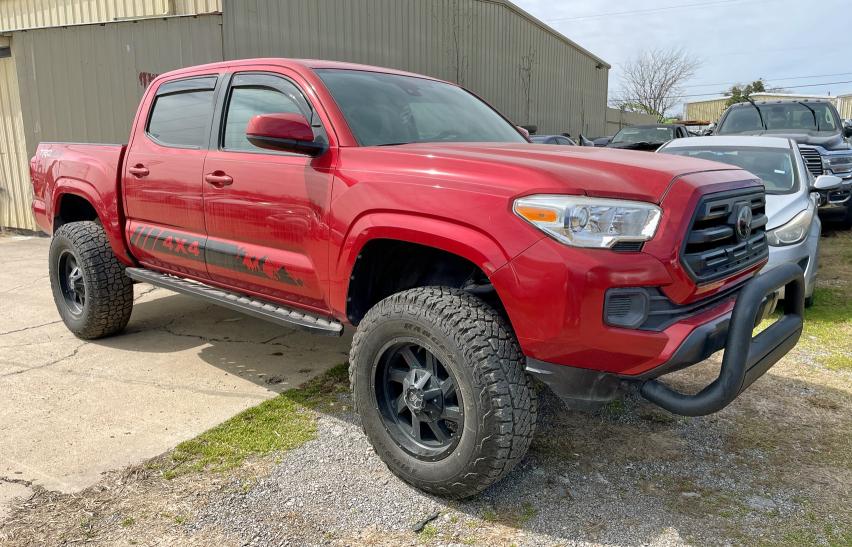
[316,69,526,146]
[147,86,214,147]
[222,73,325,152]
[719,103,840,134]
[661,146,799,194]
[611,126,674,144]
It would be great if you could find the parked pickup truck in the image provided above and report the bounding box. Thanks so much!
[714,99,852,226]
[30,59,805,498]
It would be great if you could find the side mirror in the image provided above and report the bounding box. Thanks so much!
[703,122,716,136]
[246,113,325,156]
[516,126,531,140]
[844,126,852,139]
[812,174,842,191]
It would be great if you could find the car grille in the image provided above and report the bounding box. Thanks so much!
[798,146,824,176]
[681,188,768,284]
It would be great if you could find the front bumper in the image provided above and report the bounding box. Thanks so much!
[527,264,804,416]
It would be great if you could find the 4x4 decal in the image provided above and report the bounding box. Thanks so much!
[129,226,303,286]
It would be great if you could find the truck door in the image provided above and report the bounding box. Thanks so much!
[201,70,335,313]
[123,75,220,280]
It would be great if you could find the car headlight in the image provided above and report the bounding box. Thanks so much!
[766,202,815,247]
[823,155,852,174]
[513,195,662,248]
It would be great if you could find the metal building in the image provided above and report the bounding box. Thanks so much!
[0,0,610,231]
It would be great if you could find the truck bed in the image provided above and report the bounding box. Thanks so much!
[30,142,130,264]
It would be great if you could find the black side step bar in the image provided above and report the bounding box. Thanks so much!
[126,268,344,336]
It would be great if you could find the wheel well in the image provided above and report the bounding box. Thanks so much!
[54,194,98,230]
[346,239,506,325]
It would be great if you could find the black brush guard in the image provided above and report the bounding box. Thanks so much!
[639,263,804,416]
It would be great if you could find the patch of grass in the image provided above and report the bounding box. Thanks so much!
[162,364,349,478]
[120,517,135,528]
[757,286,851,372]
[418,524,438,541]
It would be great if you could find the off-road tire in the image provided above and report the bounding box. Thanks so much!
[349,286,537,498]
[49,221,134,339]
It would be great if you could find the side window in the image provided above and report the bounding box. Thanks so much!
[222,73,326,152]
[147,77,216,148]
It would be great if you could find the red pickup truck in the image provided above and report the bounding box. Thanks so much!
[29,58,805,498]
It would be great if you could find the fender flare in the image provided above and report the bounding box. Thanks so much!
[331,212,513,315]
[51,180,134,265]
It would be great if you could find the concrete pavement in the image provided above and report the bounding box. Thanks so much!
[0,235,352,518]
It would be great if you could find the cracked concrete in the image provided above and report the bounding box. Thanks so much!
[0,235,353,518]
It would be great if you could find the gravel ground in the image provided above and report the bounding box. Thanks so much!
[2,231,850,547]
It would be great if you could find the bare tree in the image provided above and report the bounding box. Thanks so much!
[439,0,473,85]
[614,48,700,121]
[518,46,538,125]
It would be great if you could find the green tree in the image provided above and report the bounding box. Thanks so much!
[725,80,766,107]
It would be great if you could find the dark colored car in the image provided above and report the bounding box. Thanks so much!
[715,99,852,226]
[592,136,613,147]
[531,134,576,145]
[607,124,690,151]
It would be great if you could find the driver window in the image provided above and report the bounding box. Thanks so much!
[223,73,326,152]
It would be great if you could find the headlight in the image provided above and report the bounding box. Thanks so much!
[823,155,852,174]
[513,195,662,248]
[766,202,815,247]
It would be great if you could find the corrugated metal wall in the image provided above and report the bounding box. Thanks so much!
[835,95,851,119]
[14,14,224,157]
[605,108,658,136]
[683,98,728,123]
[0,0,221,31]
[222,0,609,137]
[0,48,34,230]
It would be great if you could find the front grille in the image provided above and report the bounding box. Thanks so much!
[681,188,768,284]
[799,146,823,176]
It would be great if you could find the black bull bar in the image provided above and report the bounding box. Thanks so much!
[639,263,805,417]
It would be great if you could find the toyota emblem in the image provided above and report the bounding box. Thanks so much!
[735,205,753,241]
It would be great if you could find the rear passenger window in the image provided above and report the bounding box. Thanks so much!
[147,77,217,148]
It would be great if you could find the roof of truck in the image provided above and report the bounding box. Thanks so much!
[157,58,446,83]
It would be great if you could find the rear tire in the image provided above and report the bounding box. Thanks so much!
[349,287,537,498]
[49,221,134,339]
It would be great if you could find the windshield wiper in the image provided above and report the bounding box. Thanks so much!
[746,97,767,130]
[796,101,820,131]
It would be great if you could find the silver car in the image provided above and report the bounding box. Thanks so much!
[658,136,842,305]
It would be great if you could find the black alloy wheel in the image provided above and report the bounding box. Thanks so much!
[58,250,86,315]
[374,341,463,461]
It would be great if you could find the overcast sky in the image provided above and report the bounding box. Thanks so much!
[513,0,852,113]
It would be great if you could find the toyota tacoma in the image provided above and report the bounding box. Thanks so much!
[30,59,804,498]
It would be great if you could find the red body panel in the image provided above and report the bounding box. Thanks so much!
[30,57,770,377]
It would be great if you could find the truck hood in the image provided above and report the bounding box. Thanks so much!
[733,130,852,151]
[346,143,742,203]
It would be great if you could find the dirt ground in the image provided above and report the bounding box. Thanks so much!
[0,229,849,546]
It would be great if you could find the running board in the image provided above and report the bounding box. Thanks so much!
[125,268,343,336]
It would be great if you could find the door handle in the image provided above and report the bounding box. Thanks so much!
[128,165,149,178]
[205,171,234,188]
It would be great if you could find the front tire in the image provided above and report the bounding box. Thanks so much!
[349,287,537,498]
[49,221,134,339]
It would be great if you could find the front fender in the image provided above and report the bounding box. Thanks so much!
[330,211,531,317]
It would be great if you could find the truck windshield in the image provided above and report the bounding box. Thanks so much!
[316,69,527,146]
[611,126,674,144]
[718,102,840,134]
[661,146,799,194]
